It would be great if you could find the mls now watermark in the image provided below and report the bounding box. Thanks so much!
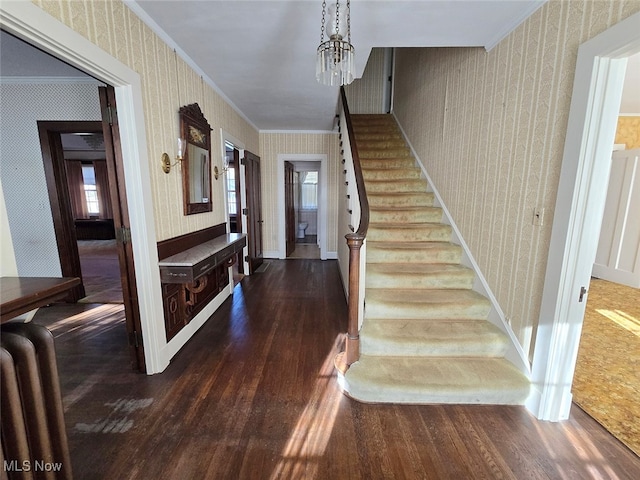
[4,460,64,473]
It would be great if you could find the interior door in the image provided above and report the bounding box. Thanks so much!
[285,161,296,257]
[244,150,264,274]
[99,86,146,372]
[593,148,640,287]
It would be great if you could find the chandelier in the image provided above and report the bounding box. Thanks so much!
[316,0,355,86]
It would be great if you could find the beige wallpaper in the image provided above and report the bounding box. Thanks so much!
[615,116,640,149]
[259,133,340,254]
[393,0,640,359]
[344,47,387,114]
[32,0,259,241]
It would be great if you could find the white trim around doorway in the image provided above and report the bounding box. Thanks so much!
[276,154,329,260]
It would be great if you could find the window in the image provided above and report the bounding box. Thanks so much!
[227,165,236,215]
[81,164,99,215]
[301,171,318,209]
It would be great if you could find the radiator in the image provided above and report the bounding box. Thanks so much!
[1,323,72,480]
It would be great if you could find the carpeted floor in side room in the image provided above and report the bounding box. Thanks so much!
[572,277,640,456]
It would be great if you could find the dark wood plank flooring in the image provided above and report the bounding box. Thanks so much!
[32,260,640,479]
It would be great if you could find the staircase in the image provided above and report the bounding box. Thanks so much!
[342,114,530,404]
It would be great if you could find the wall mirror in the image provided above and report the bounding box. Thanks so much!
[180,103,213,215]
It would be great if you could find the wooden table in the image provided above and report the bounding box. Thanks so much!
[0,276,80,323]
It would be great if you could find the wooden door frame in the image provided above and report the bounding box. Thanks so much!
[37,121,102,302]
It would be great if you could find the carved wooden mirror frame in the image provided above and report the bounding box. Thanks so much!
[180,103,213,215]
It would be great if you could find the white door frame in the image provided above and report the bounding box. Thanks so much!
[277,154,328,260]
[220,130,249,274]
[527,11,640,421]
[0,2,167,373]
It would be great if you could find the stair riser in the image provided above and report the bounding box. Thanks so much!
[362,169,422,181]
[345,385,529,405]
[367,246,462,264]
[365,301,491,320]
[366,271,474,290]
[360,158,416,169]
[368,226,452,243]
[365,180,428,194]
[357,140,408,150]
[360,338,509,357]
[368,194,435,208]
[369,209,443,223]
[359,149,412,159]
[354,133,403,141]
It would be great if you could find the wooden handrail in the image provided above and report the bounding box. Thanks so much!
[340,87,370,237]
[340,86,369,367]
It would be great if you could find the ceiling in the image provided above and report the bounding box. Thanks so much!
[2,1,639,131]
[128,0,546,131]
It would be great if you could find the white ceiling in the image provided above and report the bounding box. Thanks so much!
[128,0,546,131]
[2,0,639,130]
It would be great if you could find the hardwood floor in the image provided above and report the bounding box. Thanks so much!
[32,260,640,479]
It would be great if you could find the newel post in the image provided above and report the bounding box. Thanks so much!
[345,232,364,366]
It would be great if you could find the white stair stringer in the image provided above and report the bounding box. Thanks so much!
[341,114,530,405]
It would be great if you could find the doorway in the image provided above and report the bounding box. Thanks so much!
[224,140,244,284]
[286,161,321,259]
[58,128,123,304]
[277,154,328,260]
[36,86,145,372]
[528,11,640,421]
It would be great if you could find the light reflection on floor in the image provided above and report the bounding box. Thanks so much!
[269,335,343,479]
[596,308,640,336]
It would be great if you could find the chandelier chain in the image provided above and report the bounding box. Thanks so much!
[336,0,340,38]
[347,0,351,43]
[320,0,326,43]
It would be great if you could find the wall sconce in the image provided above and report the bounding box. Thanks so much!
[214,156,230,180]
[161,137,187,174]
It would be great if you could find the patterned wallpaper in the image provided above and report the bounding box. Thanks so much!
[344,47,387,114]
[259,133,340,254]
[31,0,260,241]
[0,82,101,276]
[615,116,640,149]
[393,0,640,359]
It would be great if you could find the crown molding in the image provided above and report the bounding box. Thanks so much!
[0,76,103,85]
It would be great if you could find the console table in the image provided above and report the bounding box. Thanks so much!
[158,233,246,340]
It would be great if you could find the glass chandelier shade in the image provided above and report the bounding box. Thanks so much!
[316,0,355,86]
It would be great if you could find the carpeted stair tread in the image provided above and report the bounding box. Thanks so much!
[370,206,443,223]
[366,263,474,289]
[365,288,491,320]
[368,192,435,208]
[357,139,409,150]
[354,132,404,141]
[367,241,463,264]
[344,356,530,404]
[362,167,422,180]
[368,223,452,242]
[360,319,510,357]
[359,148,412,159]
[359,157,417,169]
[365,178,429,194]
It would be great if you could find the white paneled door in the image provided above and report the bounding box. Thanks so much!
[593,148,640,288]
